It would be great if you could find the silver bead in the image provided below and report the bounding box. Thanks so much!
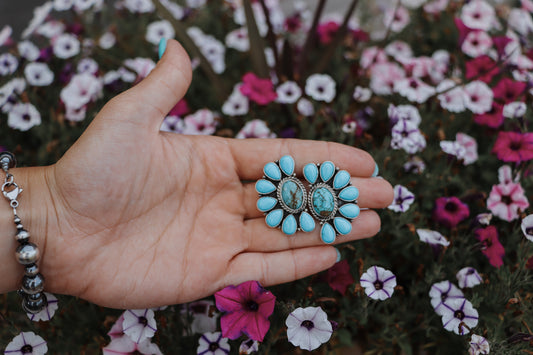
[21,274,45,294]
[22,293,47,314]
[15,229,30,243]
[15,243,40,265]
[24,264,39,277]
[0,152,16,171]
[13,215,21,224]
[16,223,24,230]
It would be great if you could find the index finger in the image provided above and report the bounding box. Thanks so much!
[228,138,376,180]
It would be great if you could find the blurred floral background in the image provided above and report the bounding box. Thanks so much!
[1,0,533,354]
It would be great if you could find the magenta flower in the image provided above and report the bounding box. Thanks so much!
[487,182,529,222]
[433,197,470,228]
[492,78,526,104]
[474,101,504,128]
[492,132,533,162]
[325,260,355,295]
[239,72,277,105]
[317,21,340,44]
[475,226,505,268]
[465,55,499,83]
[214,280,276,341]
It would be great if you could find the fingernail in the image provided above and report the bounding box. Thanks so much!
[334,248,342,262]
[158,38,167,60]
[372,163,379,177]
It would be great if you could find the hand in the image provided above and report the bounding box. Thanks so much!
[19,40,393,309]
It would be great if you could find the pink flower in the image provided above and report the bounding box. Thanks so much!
[214,280,276,341]
[492,131,533,162]
[475,226,505,268]
[461,30,492,57]
[487,182,529,222]
[474,101,504,128]
[317,21,340,44]
[239,72,277,105]
[325,260,355,295]
[465,55,499,83]
[433,197,470,228]
[460,0,495,31]
[168,99,189,117]
[492,78,527,104]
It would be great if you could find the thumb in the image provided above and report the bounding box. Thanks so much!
[107,39,192,130]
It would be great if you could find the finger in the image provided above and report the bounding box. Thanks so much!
[229,139,376,180]
[106,39,192,130]
[242,209,380,252]
[243,177,393,219]
[225,246,337,287]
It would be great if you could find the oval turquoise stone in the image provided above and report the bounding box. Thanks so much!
[263,162,281,181]
[281,180,304,210]
[333,170,350,189]
[339,203,360,219]
[257,197,277,212]
[321,223,336,244]
[334,217,352,235]
[265,209,283,228]
[282,214,297,235]
[299,212,315,232]
[279,155,295,176]
[339,186,359,201]
[312,187,335,219]
[320,161,335,182]
[303,163,318,184]
[255,179,276,194]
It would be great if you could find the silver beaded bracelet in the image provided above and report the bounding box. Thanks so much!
[1,152,48,314]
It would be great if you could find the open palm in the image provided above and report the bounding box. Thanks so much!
[37,41,393,309]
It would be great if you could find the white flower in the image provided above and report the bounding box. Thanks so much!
[225,27,249,52]
[469,334,490,355]
[124,58,156,79]
[391,120,426,154]
[236,119,276,139]
[0,78,26,113]
[60,73,103,110]
[353,86,372,102]
[388,185,415,213]
[462,31,492,57]
[17,41,40,61]
[276,81,302,104]
[360,46,387,69]
[145,20,175,45]
[8,103,41,131]
[461,0,496,31]
[99,32,116,49]
[159,0,184,19]
[416,229,450,247]
[27,293,59,322]
[429,281,465,316]
[187,0,207,8]
[394,77,435,104]
[0,53,18,76]
[424,0,449,14]
[456,133,478,165]
[388,104,421,126]
[24,63,54,86]
[182,109,218,135]
[54,0,74,11]
[503,101,526,118]
[441,298,479,335]
[286,307,333,351]
[103,335,162,355]
[74,0,100,11]
[22,2,53,39]
[296,98,314,116]
[222,91,249,116]
[342,121,357,134]
[508,8,533,36]
[370,62,405,95]
[4,332,48,355]
[521,214,533,242]
[124,0,155,13]
[160,115,184,133]
[180,300,218,335]
[441,140,466,160]
[53,33,80,59]
[437,79,466,113]
[456,267,483,288]
[403,156,426,174]
[0,25,13,46]
[305,74,336,103]
[463,81,493,114]
[122,309,157,344]
[360,266,397,300]
[384,6,411,33]
[196,332,230,355]
[385,40,413,61]
[239,338,259,354]
[37,21,65,38]
[65,105,87,122]
[77,58,99,74]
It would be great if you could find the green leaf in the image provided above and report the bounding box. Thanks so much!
[243,0,269,78]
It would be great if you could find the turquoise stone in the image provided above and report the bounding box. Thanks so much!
[339,186,359,201]
[339,203,360,219]
[303,163,318,184]
[321,223,336,244]
[257,197,277,212]
[265,209,283,228]
[299,212,315,232]
[320,161,335,182]
[334,217,352,235]
[282,215,297,235]
[279,155,295,176]
[333,170,350,189]
[312,187,335,219]
[281,180,304,210]
[263,162,281,181]
[255,179,276,194]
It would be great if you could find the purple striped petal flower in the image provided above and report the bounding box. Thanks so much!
[429,281,465,316]
[469,334,490,354]
[388,185,415,213]
[26,293,58,322]
[197,332,230,355]
[441,298,479,335]
[4,332,47,355]
[456,267,483,288]
[286,306,333,351]
[360,266,397,300]
[122,309,157,344]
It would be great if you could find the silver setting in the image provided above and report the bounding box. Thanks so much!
[308,183,338,223]
[276,176,307,214]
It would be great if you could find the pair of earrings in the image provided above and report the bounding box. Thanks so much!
[255,155,360,244]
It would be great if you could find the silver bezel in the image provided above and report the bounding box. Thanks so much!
[308,183,338,222]
[276,176,308,214]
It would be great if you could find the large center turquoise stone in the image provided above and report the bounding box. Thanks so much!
[281,180,304,210]
[312,187,335,218]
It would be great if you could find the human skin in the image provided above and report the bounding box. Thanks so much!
[0,40,394,309]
